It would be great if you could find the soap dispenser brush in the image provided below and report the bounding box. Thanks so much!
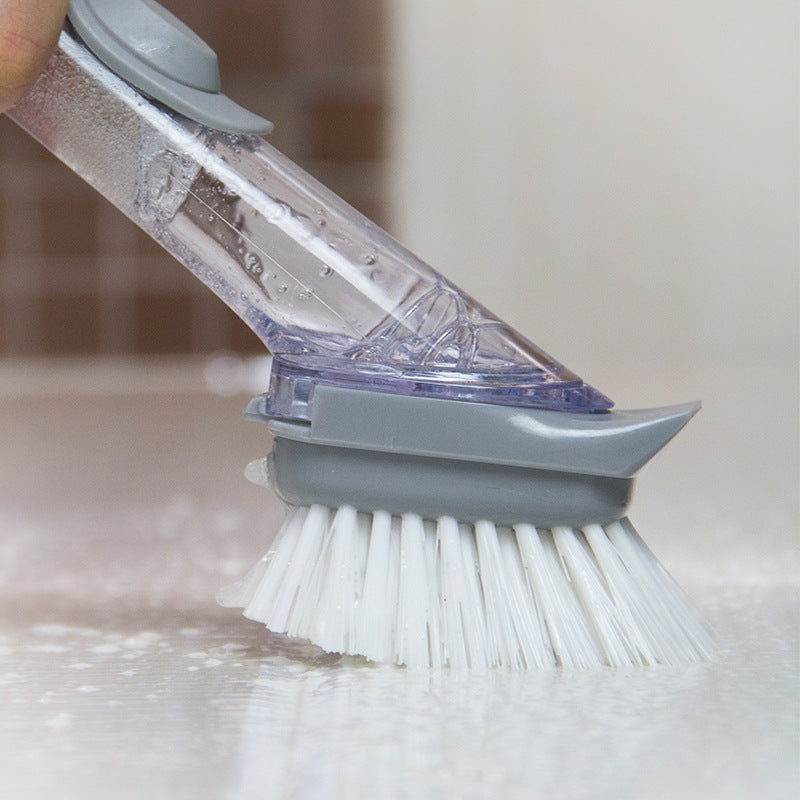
[8,0,714,668]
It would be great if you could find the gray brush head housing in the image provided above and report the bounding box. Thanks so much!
[246,386,700,527]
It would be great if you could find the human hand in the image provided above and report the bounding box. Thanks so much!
[0,0,69,113]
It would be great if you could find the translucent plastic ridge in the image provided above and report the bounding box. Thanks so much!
[9,28,613,416]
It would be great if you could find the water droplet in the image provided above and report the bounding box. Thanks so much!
[298,289,312,300]
[267,202,291,224]
[244,252,263,276]
[319,265,333,277]
[278,284,288,293]
[363,254,377,265]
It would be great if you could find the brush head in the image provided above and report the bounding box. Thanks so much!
[223,385,708,668]
[246,383,700,528]
[219,505,714,669]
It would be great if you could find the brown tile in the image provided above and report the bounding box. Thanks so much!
[310,97,384,161]
[209,1,286,73]
[136,253,198,294]
[134,226,167,257]
[134,291,194,353]
[228,313,263,353]
[0,295,39,355]
[40,198,98,257]
[305,0,388,71]
[1,1,391,359]
[0,293,20,357]
[156,0,211,26]
[347,199,387,230]
[39,293,101,355]
[0,117,54,162]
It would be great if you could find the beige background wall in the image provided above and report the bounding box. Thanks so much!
[386,0,798,560]
[387,0,798,409]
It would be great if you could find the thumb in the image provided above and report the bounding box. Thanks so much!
[0,0,70,113]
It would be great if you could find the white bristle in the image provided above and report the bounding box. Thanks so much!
[515,524,602,668]
[310,505,368,653]
[396,514,436,668]
[606,519,717,663]
[475,521,526,668]
[353,510,394,660]
[552,525,642,666]
[221,507,714,669]
[438,517,487,668]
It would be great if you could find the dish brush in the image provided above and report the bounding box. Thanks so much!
[8,0,714,668]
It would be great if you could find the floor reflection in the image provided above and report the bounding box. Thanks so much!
[1,586,796,799]
[224,634,716,799]
[0,383,795,800]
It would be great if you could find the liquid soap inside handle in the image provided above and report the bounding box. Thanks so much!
[137,131,431,354]
[138,129,566,373]
[7,27,610,418]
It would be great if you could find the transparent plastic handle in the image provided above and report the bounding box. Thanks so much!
[8,27,612,418]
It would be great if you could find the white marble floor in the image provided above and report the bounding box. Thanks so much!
[0,358,797,799]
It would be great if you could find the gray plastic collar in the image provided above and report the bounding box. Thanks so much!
[247,386,701,479]
[67,0,272,134]
[245,386,700,526]
[265,439,633,527]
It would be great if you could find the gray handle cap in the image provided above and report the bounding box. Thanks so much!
[68,0,273,135]
[251,386,701,479]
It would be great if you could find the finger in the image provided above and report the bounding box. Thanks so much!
[0,0,69,112]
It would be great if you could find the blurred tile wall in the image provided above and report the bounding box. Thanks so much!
[0,0,388,356]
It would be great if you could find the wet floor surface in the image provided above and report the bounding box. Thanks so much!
[1,361,797,799]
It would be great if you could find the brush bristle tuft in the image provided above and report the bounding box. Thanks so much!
[219,507,714,669]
